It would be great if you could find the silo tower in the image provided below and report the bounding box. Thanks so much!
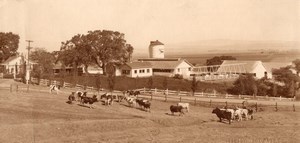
[149,40,165,58]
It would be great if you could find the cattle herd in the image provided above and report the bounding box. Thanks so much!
[61,86,254,125]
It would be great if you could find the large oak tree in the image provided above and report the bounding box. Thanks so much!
[0,32,20,62]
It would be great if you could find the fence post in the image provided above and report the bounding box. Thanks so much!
[275,102,278,112]
[27,85,29,92]
[143,87,146,93]
[210,99,212,107]
[194,98,197,105]
[154,88,157,95]
[180,96,182,102]
[166,89,168,96]
[280,96,282,101]
[293,104,295,112]
[225,101,228,107]
[165,93,167,102]
[151,93,153,101]
[10,84,12,92]
[16,85,18,92]
[255,102,258,112]
[177,90,180,96]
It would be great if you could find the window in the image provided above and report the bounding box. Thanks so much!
[134,70,137,74]
[147,69,150,73]
[177,68,180,72]
[122,70,130,75]
[139,69,145,73]
[188,67,191,71]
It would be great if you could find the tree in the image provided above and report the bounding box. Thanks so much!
[59,30,133,76]
[293,59,300,75]
[273,67,300,98]
[30,48,55,78]
[228,74,257,96]
[0,32,20,62]
[206,56,236,66]
[86,30,133,75]
[107,75,115,92]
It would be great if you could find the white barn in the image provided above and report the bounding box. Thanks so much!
[118,62,152,78]
[138,58,193,79]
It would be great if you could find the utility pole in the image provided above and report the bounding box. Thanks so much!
[25,40,33,84]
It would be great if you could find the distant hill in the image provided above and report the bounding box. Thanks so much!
[165,40,300,56]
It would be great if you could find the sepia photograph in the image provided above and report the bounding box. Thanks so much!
[0,0,299,142]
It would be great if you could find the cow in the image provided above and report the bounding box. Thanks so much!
[177,103,189,112]
[100,93,114,106]
[239,108,254,120]
[81,95,98,108]
[170,105,184,116]
[127,90,140,97]
[212,107,232,124]
[49,85,60,94]
[136,98,151,112]
[124,96,137,107]
[75,91,87,102]
[67,92,76,104]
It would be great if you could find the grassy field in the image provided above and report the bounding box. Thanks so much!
[0,79,299,143]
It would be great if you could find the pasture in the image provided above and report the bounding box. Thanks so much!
[0,80,299,143]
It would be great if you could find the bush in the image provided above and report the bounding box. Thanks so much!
[3,74,14,79]
[173,74,183,79]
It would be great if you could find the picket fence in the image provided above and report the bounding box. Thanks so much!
[30,78,295,102]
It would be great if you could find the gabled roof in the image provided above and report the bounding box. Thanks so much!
[150,40,164,46]
[0,55,37,65]
[143,59,193,69]
[218,60,262,73]
[123,62,152,69]
[1,55,19,65]
[262,62,292,72]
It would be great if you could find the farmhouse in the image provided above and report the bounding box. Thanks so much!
[117,61,152,78]
[0,55,36,76]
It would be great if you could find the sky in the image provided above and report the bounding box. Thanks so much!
[0,0,299,57]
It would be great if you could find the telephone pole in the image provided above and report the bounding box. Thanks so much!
[25,40,33,84]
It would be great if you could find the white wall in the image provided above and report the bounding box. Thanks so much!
[251,62,267,79]
[173,61,192,79]
[130,68,152,78]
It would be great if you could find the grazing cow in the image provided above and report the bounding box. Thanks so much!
[75,91,87,102]
[177,103,189,112]
[136,98,151,112]
[239,108,254,120]
[67,92,76,104]
[221,108,235,120]
[233,108,243,121]
[212,107,232,124]
[81,95,98,108]
[124,96,137,107]
[100,93,114,106]
[170,105,184,116]
[49,85,60,94]
[127,90,140,97]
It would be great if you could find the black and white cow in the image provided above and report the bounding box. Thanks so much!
[170,105,184,116]
[136,98,151,112]
[212,107,232,124]
[49,85,60,94]
[81,95,98,109]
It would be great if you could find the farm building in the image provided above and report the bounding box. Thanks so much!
[53,62,103,75]
[0,55,36,77]
[217,60,293,79]
[138,58,193,79]
[117,61,152,78]
[217,60,267,78]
